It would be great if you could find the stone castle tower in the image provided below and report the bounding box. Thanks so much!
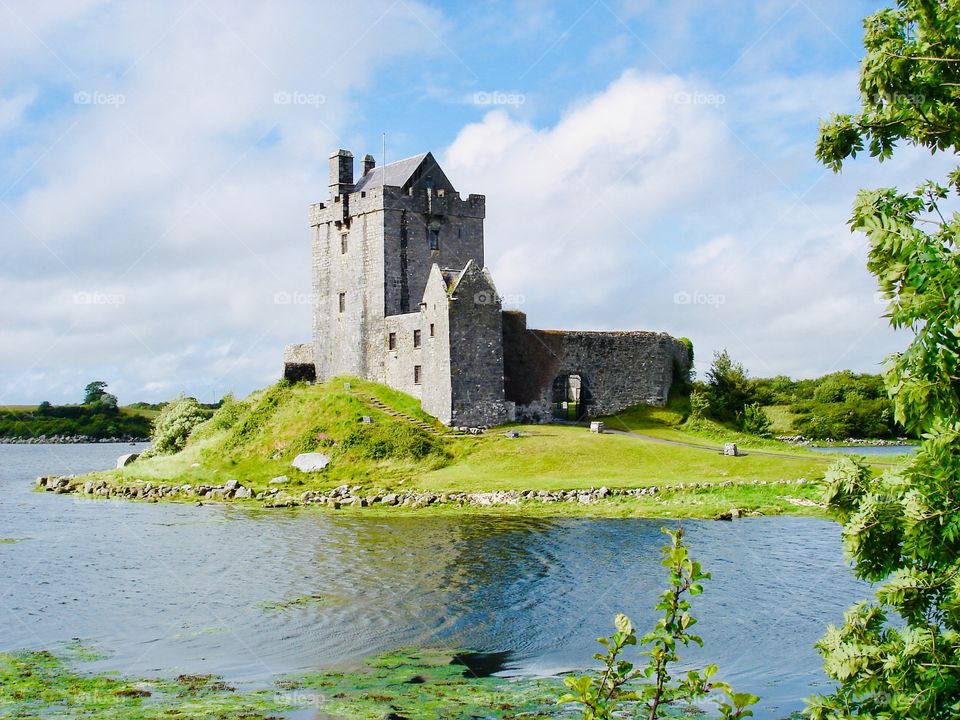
[284,150,691,427]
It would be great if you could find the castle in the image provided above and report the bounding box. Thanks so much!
[283,149,690,427]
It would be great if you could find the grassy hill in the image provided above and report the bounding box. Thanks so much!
[66,377,908,518]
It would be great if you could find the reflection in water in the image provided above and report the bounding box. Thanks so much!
[0,444,866,719]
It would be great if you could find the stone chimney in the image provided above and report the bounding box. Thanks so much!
[329,149,354,196]
[361,154,376,176]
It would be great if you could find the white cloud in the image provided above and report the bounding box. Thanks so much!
[0,0,445,403]
[443,68,926,380]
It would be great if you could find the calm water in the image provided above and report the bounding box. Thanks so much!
[808,444,917,456]
[0,443,869,719]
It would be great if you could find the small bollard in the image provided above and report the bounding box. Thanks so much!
[590,421,605,434]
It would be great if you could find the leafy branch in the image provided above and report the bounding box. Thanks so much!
[559,528,758,719]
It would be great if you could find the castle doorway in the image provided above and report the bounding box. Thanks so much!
[551,374,588,421]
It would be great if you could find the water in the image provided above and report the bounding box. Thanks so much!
[0,444,869,719]
[807,444,917,456]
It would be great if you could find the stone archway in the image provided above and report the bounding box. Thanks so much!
[551,373,589,421]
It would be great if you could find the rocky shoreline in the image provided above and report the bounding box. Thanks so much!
[35,475,813,512]
[1,436,148,445]
[775,435,913,447]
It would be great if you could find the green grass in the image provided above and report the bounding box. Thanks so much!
[416,424,830,491]
[96,377,454,496]
[69,377,894,519]
[762,404,798,435]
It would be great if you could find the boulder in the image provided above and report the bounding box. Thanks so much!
[381,493,399,506]
[291,453,331,472]
[270,475,288,484]
[723,442,739,457]
[116,453,139,469]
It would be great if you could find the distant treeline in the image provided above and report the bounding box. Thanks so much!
[750,372,898,439]
[0,403,153,440]
[687,350,904,440]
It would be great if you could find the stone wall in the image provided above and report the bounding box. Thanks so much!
[446,262,511,426]
[502,311,690,422]
[381,186,485,318]
[419,266,454,422]
[283,343,316,382]
[382,311,425,400]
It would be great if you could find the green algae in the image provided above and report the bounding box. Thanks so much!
[0,649,295,719]
[257,593,330,612]
[289,648,569,719]
[0,647,705,720]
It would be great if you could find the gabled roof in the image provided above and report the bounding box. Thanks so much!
[353,152,429,192]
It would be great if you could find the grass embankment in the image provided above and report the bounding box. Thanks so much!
[71,377,896,518]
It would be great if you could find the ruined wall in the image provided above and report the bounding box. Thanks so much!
[502,311,690,422]
[283,343,316,382]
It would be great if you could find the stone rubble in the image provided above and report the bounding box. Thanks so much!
[34,475,812,515]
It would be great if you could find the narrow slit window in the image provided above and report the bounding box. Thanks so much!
[338,292,346,313]
[413,329,421,348]
[340,233,348,254]
[414,365,422,385]
[429,323,435,337]
[388,332,397,350]
[428,228,439,251]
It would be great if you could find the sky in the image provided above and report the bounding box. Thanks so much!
[0,0,943,404]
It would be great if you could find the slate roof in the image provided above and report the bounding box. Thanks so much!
[353,152,429,192]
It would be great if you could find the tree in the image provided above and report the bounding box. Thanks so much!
[704,350,753,422]
[83,381,108,404]
[809,2,960,717]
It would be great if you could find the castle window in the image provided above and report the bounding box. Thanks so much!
[429,323,435,338]
[340,233,348,254]
[414,365,422,385]
[428,228,439,251]
[413,329,421,348]
[457,227,462,239]
[388,332,397,350]
[338,292,346,313]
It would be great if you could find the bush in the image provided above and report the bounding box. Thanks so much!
[142,396,211,456]
[737,402,772,437]
[207,393,249,431]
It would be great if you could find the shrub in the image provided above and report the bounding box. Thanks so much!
[142,396,211,457]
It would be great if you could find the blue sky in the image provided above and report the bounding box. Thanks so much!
[0,0,935,404]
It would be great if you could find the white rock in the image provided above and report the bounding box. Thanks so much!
[116,453,139,469]
[291,453,331,472]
